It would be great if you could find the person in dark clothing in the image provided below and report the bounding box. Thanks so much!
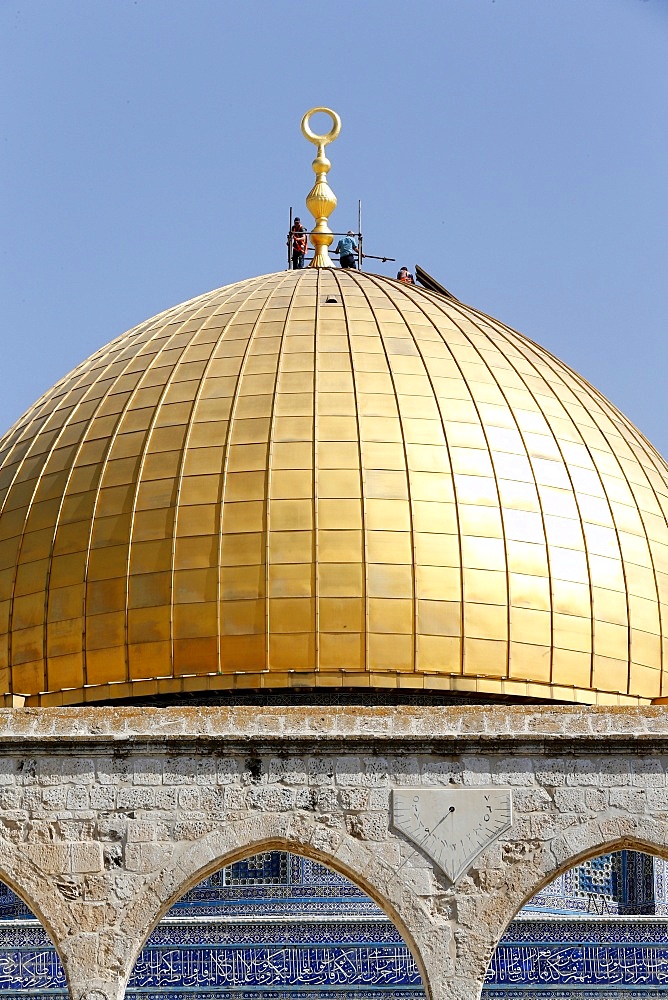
[335,231,358,269]
[397,267,415,284]
[290,218,308,269]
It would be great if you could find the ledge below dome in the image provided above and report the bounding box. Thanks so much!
[1,670,649,709]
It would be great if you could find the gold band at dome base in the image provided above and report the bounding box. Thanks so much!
[0,672,649,709]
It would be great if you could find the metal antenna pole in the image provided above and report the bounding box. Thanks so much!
[288,206,293,270]
[358,199,362,271]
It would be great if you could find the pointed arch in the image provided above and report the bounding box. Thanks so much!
[480,836,668,1000]
[0,863,68,997]
[116,811,443,1000]
[0,839,72,956]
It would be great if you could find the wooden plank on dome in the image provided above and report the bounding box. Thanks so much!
[415,264,458,300]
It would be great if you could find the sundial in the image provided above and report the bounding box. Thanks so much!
[392,788,513,884]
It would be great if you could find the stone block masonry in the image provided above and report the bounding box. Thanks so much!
[0,705,667,1000]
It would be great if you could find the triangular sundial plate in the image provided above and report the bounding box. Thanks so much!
[392,787,513,884]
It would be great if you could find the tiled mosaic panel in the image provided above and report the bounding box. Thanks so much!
[2,851,668,997]
[482,919,668,995]
[3,916,668,996]
[482,994,666,1000]
[225,851,290,885]
[526,851,664,916]
[0,920,421,996]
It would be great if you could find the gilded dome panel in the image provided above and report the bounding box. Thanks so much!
[1,269,667,706]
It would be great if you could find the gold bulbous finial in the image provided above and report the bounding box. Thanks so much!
[301,107,341,268]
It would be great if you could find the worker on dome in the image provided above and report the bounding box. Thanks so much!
[335,231,358,269]
[397,266,415,284]
[289,218,308,269]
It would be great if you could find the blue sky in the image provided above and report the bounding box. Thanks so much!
[2,0,667,454]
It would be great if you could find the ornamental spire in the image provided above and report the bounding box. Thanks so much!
[300,107,341,268]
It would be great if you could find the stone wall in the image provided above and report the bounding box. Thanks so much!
[0,705,667,1000]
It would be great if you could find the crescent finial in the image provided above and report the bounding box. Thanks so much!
[301,108,341,269]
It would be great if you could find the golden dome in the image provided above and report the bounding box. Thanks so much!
[1,269,667,707]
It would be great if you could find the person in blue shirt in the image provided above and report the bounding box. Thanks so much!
[335,231,358,269]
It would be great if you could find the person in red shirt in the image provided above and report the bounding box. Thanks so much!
[290,218,308,269]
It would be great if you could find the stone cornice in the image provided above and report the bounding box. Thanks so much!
[0,705,666,755]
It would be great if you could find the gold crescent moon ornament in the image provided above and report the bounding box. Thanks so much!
[300,107,341,268]
[300,107,342,147]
